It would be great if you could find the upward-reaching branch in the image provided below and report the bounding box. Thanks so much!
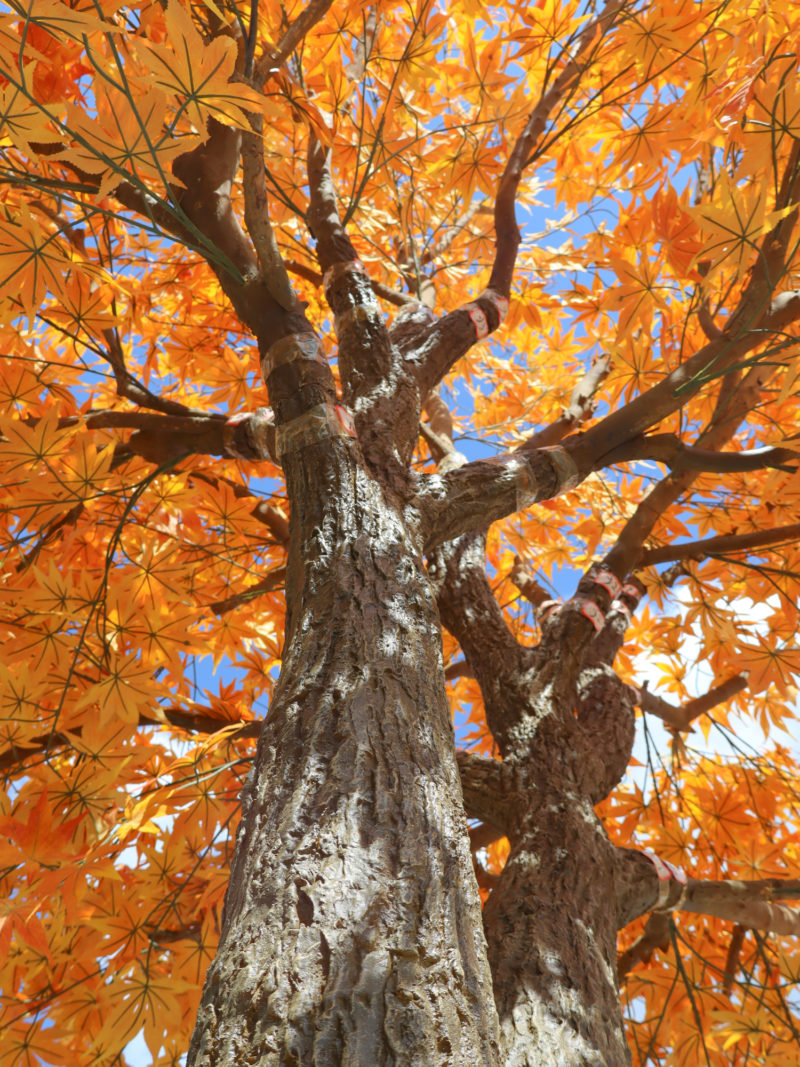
[489,0,627,297]
[407,0,627,399]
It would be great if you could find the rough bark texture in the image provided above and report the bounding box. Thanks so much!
[484,803,625,1067]
[435,535,638,1065]
[187,439,500,1066]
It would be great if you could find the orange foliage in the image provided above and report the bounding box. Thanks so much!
[0,1,799,1063]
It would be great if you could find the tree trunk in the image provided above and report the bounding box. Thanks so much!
[484,798,628,1066]
[187,440,500,1065]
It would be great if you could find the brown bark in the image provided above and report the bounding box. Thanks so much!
[187,441,500,1065]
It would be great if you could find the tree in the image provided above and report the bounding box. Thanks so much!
[2,0,800,1063]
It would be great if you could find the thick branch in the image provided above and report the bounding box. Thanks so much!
[602,432,800,474]
[681,880,800,936]
[106,409,276,465]
[173,118,307,349]
[433,533,534,753]
[456,751,527,832]
[639,522,800,566]
[615,846,800,935]
[306,135,401,431]
[418,447,564,552]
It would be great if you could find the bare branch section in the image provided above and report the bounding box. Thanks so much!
[633,674,749,732]
[640,522,800,566]
[602,432,800,474]
[306,135,400,425]
[681,879,800,936]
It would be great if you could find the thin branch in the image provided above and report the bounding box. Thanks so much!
[570,146,800,486]
[632,674,749,732]
[523,355,612,452]
[210,566,287,615]
[618,911,672,980]
[601,359,780,578]
[490,0,626,294]
[722,924,746,995]
[252,0,335,83]
[0,706,262,776]
[241,122,297,309]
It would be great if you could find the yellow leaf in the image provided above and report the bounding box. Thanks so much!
[138,1,275,133]
[0,407,75,473]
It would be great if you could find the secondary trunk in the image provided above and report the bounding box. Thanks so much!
[187,439,500,1065]
[484,794,628,1067]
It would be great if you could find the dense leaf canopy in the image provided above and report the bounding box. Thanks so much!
[1,1,800,1063]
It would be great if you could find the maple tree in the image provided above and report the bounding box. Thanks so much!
[2,0,800,1063]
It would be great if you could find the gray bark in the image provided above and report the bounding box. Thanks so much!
[187,440,500,1065]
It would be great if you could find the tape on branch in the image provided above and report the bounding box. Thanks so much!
[570,597,605,632]
[644,850,687,911]
[276,403,357,458]
[467,304,489,339]
[464,290,510,341]
[481,288,510,322]
[223,412,253,460]
[540,445,580,492]
[223,408,277,462]
[538,598,562,620]
[262,333,327,379]
[323,258,368,292]
[610,598,631,619]
[335,300,381,334]
[593,569,622,599]
[497,455,538,510]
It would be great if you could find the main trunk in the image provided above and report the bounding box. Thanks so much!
[187,441,500,1065]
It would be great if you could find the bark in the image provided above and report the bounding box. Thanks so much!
[437,536,636,1066]
[484,798,627,1067]
[187,439,500,1066]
